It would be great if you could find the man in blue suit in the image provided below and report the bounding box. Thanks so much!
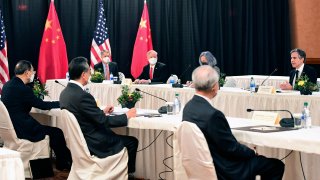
[1,60,72,170]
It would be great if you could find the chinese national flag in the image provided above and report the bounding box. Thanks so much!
[38,1,68,84]
[131,1,153,79]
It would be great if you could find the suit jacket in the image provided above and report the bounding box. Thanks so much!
[94,62,119,78]
[1,77,59,142]
[59,83,128,158]
[138,62,169,83]
[289,64,318,85]
[183,95,255,180]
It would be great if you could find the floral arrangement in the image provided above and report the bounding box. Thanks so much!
[294,74,319,95]
[117,85,142,108]
[33,79,48,99]
[90,71,104,83]
[219,72,226,87]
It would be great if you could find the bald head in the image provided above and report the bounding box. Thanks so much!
[192,65,219,92]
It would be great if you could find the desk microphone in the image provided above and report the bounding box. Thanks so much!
[172,64,191,88]
[135,88,168,113]
[246,108,294,127]
[260,68,278,86]
[54,80,66,87]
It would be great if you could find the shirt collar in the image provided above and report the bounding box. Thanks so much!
[195,93,214,107]
[297,63,304,73]
[69,80,85,90]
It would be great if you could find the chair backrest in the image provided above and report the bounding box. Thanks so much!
[61,109,128,180]
[0,101,19,144]
[174,121,217,180]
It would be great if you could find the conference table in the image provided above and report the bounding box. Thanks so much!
[46,79,320,126]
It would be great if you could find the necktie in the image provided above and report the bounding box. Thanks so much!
[105,64,110,80]
[149,67,153,80]
[295,70,299,80]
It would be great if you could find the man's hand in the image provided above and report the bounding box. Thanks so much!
[103,105,114,114]
[133,79,140,84]
[279,81,293,90]
[126,108,137,119]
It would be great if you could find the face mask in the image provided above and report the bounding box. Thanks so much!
[201,62,208,65]
[29,73,35,83]
[148,58,157,65]
[102,57,110,63]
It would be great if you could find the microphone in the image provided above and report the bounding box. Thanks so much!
[246,108,294,127]
[135,88,168,114]
[172,64,191,88]
[55,80,66,87]
[260,68,278,86]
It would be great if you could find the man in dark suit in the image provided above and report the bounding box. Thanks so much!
[134,50,169,83]
[183,65,284,180]
[280,48,318,90]
[1,60,72,170]
[59,57,138,174]
[93,49,119,79]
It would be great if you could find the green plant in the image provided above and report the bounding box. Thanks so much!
[33,79,48,99]
[90,71,104,83]
[117,85,142,106]
[294,74,319,94]
[219,72,226,87]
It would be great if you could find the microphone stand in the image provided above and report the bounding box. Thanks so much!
[260,68,278,86]
[135,88,168,114]
[172,64,191,88]
[247,108,294,127]
[54,80,66,87]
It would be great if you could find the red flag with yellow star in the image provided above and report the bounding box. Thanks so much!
[38,1,68,83]
[131,1,153,79]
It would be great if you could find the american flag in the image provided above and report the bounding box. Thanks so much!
[0,8,9,92]
[90,0,111,68]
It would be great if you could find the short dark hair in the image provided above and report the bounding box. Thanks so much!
[68,57,90,80]
[14,60,33,75]
[290,48,306,63]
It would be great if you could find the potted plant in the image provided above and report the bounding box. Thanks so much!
[294,74,319,95]
[90,71,104,83]
[117,85,142,108]
[33,79,48,99]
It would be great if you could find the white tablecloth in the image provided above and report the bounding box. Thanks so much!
[226,75,320,89]
[0,148,24,180]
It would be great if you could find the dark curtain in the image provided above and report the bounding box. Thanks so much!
[0,0,291,82]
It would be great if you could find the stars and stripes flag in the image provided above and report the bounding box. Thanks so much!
[0,8,9,93]
[90,0,112,68]
[38,0,68,83]
[131,0,153,79]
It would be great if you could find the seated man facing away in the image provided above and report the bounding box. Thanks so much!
[183,65,284,180]
[1,60,72,170]
[134,50,169,84]
[59,57,138,175]
[280,48,317,90]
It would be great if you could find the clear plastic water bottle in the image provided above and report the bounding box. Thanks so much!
[250,77,255,93]
[302,102,312,128]
[110,73,114,81]
[66,72,70,81]
[169,75,175,84]
[174,93,181,114]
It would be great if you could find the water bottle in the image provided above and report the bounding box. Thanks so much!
[66,72,70,81]
[302,102,312,128]
[174,93,181,114]
[250,77,255,93]
[84,87,90,93]
[110,73,114,81]
[169,75,175,84]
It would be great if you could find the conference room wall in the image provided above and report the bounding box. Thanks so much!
[1,0,291,83]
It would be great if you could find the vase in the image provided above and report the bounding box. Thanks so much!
[300,90,312,95]
[121,102,136,109]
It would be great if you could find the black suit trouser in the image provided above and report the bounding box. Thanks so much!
[117,135,139,173]
[43,126,72,169]
[249,155,285,180]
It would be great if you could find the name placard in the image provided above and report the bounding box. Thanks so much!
[121,78,132,86]
[251,111,280,125]
[257,86,275,94]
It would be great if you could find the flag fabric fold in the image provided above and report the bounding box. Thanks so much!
[90,0,112,68]
[38,1,68,84]
[0,8,9,93]
[131,1,153,79]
